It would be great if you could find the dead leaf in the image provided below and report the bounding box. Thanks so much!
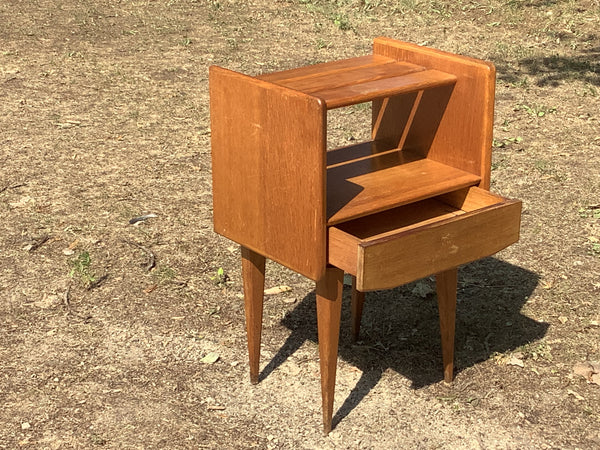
[144,284,158,294]
[558,316,568,324]
[201,352,219,364]
[542,279,554,289]
[574,362,595,379]
[573,361,600,384]
[207,405,226,411]
[507,354,524,368]
[264,285,292,295]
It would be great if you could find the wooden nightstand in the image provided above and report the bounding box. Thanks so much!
[209,37,521,433]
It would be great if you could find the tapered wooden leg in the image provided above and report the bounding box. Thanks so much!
[351,276,365,343]
[241,246,266,385]
[436,268,458,383]
[316,267,344,434]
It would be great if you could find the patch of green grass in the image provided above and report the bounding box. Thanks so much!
[69,251,96,288]
[577,84,598,97]
[315,38,330,49]
[154,264,177,282]
[333,13,351,30]
[510,76,530,88]
[578,206,600,219]
[590,240,600,256]
[210,267,230,287]
[518,341,553,362]
[493,136,523,149]
[518,103,557,118]
[428,0,452,18]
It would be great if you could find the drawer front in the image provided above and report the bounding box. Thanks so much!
[328,191,522,292]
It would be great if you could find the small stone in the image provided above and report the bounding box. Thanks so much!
[21,422,31,430]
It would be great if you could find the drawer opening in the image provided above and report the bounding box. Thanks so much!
[328,186,522,291]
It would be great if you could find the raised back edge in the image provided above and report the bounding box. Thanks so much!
[373,37,496,189]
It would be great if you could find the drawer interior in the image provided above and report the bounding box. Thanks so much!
[331,186,502,241]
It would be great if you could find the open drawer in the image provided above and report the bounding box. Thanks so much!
[328,187,522,291]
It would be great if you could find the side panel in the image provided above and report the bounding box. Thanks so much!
[373,37,496,189]
[209,66,327,280]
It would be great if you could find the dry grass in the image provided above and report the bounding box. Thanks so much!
[1,0,599,448]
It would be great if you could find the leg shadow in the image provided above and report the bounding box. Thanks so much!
[264,257,547,427]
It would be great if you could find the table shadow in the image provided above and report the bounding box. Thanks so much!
[257,257,547,430]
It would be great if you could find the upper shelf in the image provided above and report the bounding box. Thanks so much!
[258,55,457,109]
[326,146,481,225]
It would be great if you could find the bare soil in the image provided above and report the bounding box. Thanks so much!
[1,1,599,448]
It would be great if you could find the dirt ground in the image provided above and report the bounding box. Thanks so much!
[1,0,599,448]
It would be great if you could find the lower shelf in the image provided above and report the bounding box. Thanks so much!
[326,146,482,225]
[328,186,522,291]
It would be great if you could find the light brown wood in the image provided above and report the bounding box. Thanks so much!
[351,276,365,343]
[327,150,481,225]
[328,188,522,291]
[241,246,266,385]
[374,37,496,189]
[272,61,424,94]
[358,201,521,291]
[439,186,509,211]
[436,268,458,383]
[260,53,456,110]
[210,66,327,281]
[258,54,393,83]
[328,198,461,275]
[316,267,344,434]
[372,91,423,149]
[326,140,398,168]
[314,69,456,109]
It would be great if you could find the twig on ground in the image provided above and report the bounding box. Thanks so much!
[123,239,156,271]
[63,283,92,321]
[63,284,72,311]
[0,183,27,194]
[26,234,49,252]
